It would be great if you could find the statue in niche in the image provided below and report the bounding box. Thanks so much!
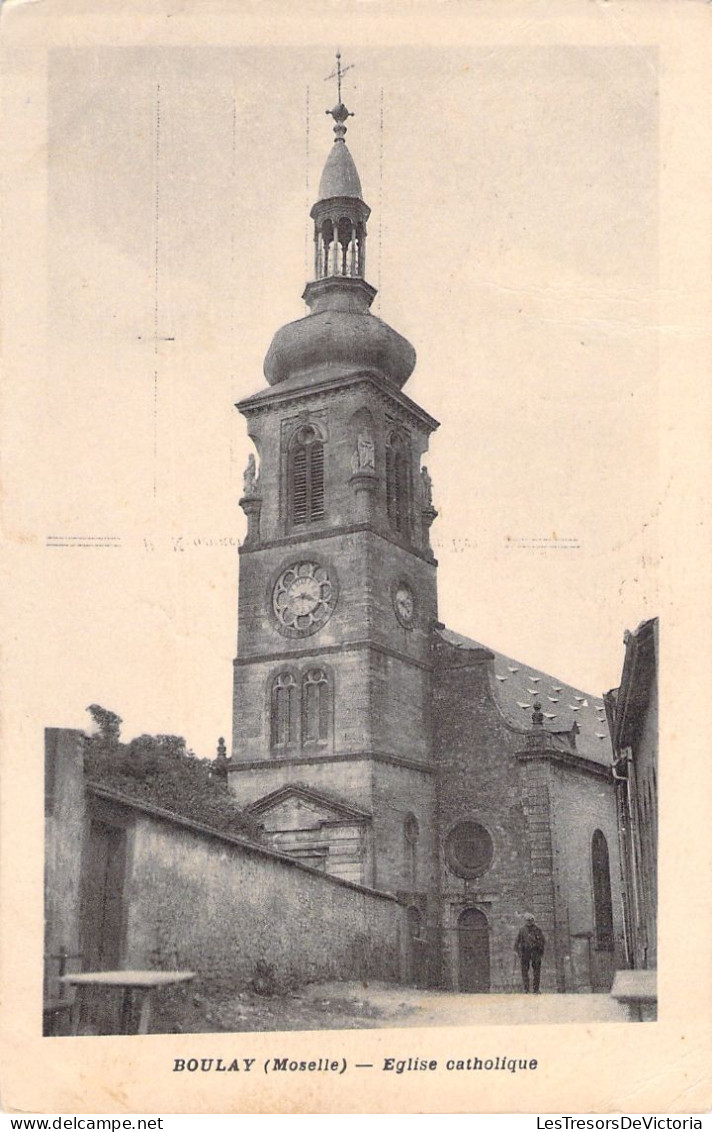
[420,465,433,508]
[351,431,375,474]
[243,453,258,497]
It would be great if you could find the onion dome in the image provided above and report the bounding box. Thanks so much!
[263,76,416,390]
[264,301,417,389]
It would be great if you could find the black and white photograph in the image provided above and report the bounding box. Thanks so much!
[1,0,710,1116]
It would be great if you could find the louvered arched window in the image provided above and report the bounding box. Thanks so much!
[386,431,409,534]
[270,672,298,752]
[302,668,330,744]
[289,425,325,527]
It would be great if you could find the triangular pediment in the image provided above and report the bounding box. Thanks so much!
[247,784,371,830]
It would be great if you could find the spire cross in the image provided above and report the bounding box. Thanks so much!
[324,50,355,104]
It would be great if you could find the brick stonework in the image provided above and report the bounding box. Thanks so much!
[432,641,550,990]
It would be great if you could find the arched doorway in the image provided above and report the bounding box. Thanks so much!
[457,908,490,993]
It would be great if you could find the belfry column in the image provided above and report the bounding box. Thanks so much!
[229,57,439,924]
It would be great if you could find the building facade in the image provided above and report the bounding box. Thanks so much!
[227,90,625,993]
[605,618,658,973]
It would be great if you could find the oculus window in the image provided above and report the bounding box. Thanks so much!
[446,821,494,879]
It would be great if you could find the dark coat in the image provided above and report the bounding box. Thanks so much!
[514,922,545,956]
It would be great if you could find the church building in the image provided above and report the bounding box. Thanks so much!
[226,81,624,995]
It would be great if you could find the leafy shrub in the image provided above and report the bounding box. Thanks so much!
[83,708,259,841]
[250,959,277,997]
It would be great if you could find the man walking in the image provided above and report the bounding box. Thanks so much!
[514,913,546,993]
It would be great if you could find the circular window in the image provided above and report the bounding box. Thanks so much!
[445,821,494,879]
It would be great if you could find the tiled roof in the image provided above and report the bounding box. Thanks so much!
[439,627,612,766]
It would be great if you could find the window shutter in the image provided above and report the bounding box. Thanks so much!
[386,444,396,525]
[290,433,324,526]
[386,434,409,534]
[309,442,324,520]
[395,449,408,532]
[292,446,308,525]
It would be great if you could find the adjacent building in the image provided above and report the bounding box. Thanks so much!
[605,618,659,973]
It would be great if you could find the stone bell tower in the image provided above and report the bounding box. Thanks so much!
[228,67,440,909]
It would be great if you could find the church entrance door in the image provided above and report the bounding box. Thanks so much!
[457,908,490,993]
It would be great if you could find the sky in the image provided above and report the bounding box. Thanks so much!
[11,44,660,755]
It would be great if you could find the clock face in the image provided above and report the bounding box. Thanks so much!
[394,583,415,627]
[273,562,337,636]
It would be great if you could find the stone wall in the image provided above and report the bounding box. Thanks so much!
[229,751,374,810]
[88,787,403,993]
[633,666,658,968]
[549,759,625,991]
[432,646,546,991]
[432,639,623,994]
[238,380,436,553]
[44,729,86,993]
[369,760,438,898]
[232,529,437,767]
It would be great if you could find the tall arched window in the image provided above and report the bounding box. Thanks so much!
[386,431,409,534]
[270,672,297,752]
[302,669,330,744]
[592,829,614,950]
[289,425,325,527]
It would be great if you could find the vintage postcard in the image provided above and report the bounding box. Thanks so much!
[1,0,711,1115]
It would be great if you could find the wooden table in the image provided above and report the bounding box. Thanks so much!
[60,970,195,1035]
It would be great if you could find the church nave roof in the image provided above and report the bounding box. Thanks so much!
[439,627,612,765]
